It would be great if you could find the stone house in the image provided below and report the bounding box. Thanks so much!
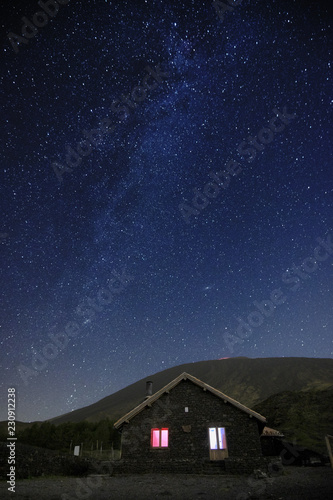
[114,372,271,474]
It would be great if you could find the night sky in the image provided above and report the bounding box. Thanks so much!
[0,0,332,422]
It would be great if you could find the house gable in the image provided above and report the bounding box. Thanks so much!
[114,372,266,429]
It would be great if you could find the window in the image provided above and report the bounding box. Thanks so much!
[209,427,227,450]
[208,427,228,460]
[151,428,169,448]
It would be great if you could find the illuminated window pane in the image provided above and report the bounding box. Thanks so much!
[161,429,169,447]
[151,428,169,448]
[209,427,218,450]
[151,429,160,447]
[218,427,226,449]
[209,427,227,450]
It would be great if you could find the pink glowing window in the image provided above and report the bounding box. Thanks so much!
[151,428,169,448]
[161,429,169,447]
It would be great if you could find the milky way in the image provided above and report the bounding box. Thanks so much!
[0,0,332,421]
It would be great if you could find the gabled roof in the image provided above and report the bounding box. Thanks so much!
[114,372,266,428]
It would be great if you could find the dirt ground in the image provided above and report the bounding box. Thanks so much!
[0,466,332,499]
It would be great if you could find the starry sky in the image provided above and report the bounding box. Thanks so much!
[0,0,332,422]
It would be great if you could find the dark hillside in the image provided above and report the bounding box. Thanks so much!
[253,386,333,453]
[47,357,333,424]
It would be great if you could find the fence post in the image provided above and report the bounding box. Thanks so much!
[325,435,333,470]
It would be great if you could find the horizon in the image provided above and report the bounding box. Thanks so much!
[3,355,332,424]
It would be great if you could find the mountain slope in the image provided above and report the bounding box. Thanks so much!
[49,357,333,425]
[253,386,333,453]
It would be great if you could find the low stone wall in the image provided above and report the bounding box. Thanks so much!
[111,456,273,475]
[0,442,92,480]
[112,458,208,475]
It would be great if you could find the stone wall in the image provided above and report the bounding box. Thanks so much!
[0,442,92,479]
[116,379,268,474]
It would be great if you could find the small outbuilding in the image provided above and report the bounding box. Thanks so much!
[260,426,284,457]
[114,372,271,474]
